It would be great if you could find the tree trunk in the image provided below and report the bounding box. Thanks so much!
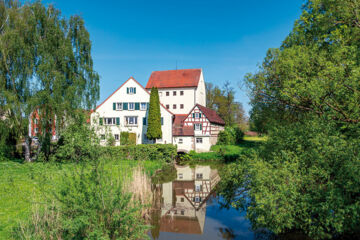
[24,136,32,162]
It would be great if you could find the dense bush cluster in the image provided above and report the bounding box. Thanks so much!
[217,126,244,145]
[103,144,177,163]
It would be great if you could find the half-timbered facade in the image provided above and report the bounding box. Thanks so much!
[173,104,225,152]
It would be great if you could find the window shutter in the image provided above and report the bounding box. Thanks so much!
[200,124,202,130]
[127,88,129,94]
[192,113,195,118]
[161,117,163,125]
[116,117,120,125]
[147,103,149,110]
[123,102,128,110]
[99,118,103,125]
[135,102,140,110]
[199,113,201,118]
[143,117,146,125]
[194,124,195,130]
[134,87,136,94]
[113,103,116,110]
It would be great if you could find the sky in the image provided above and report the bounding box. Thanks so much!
[43,0,304,115]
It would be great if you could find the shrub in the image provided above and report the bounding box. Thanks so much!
[120,131,136,145]
[217,126,244,145]
[13,160,149,239]
[104,144,177,163]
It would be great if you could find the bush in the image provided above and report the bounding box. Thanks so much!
[13,160,149,239]
[217,126,244,145]
[103,144,177,163]
[120,132,136,145]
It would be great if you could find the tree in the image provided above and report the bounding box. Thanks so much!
[220,0,360,238]
[147,87,162,140]
[206,82,246,127]
[0,1,99,161]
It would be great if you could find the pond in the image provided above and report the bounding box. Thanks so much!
[148,164,258,240]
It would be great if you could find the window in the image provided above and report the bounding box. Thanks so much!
[194,197,201,202]
[180,104,184,109]
[116,102,122,110]
[127,87,136,94]
[125,116,138,126]
[173,91,176,96]
[181,210,185,215]
[178,138,183,144]
[166,104,170,109]
[143,117,146,125]
[196,137,203,143]
[100,134,105,140]
[195,185,202,192]
[178,173,183,179]
[173,104,176,109]
[104,117,116,125]
[195,113,200,118]
[140,102,147,110]
[180,91,184,96]
[196,173,203,179]
[194,123,202,131]
[181,197,184,202]
[114,134,119,141]
[34,119,38,124]
[35,128,38,134]
[166,91,169,96]
[129,102,135,110]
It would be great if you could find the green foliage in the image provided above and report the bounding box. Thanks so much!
[120,131,136,145]
[51,116,100,163]
[217,126,244,145]
[13,160,149,239]
[219,119,360,239]
[206,82,246,126]
[104,144,177,163]
[151,164,177,184]
[0,0,99,161]
[147,87,162,140]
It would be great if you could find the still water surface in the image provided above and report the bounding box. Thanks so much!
[148,165,256,240]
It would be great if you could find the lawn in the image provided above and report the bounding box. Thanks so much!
[188,135,267,162]
[0,159,163,239]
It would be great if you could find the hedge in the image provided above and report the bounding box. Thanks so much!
[102,144,177,163]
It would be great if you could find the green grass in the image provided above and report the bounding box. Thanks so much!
[0,159,164,239]
[187,135,267,163]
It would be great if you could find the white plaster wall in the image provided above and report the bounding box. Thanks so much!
[195,71,206,107]
[91,78,173,146]
[194,136,211,152]
[173,136,194,152]
[176,165,194,180]
[156,87,196,114]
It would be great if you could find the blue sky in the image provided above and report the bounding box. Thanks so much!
[43,0,304,115]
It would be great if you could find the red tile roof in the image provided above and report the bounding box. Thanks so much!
[173,114,194,136]
[146,69,201,89]
[196,104,225,125]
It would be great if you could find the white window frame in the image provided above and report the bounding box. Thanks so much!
[195,185,202,192]
[178,173,183,179]
[104,117,116,125]
[178,138,183,144]
[140,102,147,110]
[196,137,203,143]
[100,134,105,140]
[195,113,200,118]
[194,124,201,131]
[116,102,122,110]
[128,102,135,110]
[195,197,201,202]
[114,134,119,141]
[125,116,138,126]
[196,173,203,179]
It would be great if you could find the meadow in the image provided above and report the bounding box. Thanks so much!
[0,159,163,239]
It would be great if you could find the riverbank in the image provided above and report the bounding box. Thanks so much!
[0,159,164,239]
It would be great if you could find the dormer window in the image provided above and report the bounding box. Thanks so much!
[127,87,136,94]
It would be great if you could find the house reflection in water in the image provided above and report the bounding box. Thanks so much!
[150,165,221,238]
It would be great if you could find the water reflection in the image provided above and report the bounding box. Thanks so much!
[151,165,253,240]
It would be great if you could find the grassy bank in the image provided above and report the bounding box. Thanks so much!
[187,135,266,163]
[0,159,163,239]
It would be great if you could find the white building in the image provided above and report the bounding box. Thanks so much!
[91,69,225,151]
[90,77,173,145]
